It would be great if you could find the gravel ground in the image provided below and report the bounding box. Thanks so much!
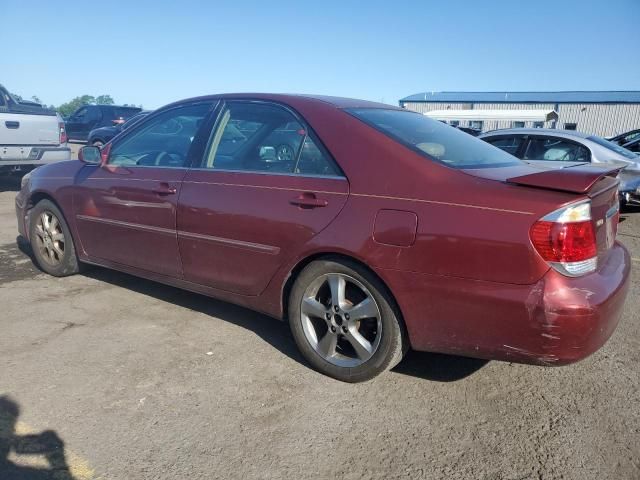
[0,178,638,480]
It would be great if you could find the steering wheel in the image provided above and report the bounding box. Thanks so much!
[154,151,173,166]
[136,150,184,167]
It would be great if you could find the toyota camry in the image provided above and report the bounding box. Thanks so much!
[15,94,631,382]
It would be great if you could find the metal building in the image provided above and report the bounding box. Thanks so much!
[398,91,640,137]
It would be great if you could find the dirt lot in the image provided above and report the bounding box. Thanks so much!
[0,178,639,480]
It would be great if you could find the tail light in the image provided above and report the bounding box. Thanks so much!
[59,122,68,144]
[530,200,597,277]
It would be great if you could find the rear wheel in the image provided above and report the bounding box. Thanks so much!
[29,199,81,277]
[289,258,407,382]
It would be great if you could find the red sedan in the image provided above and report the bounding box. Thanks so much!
[15,94,630,382]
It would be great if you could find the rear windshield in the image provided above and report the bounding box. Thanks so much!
[347,108,521,169]
[587,136,638,160]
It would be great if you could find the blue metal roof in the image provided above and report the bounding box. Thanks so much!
[399,91,640,104]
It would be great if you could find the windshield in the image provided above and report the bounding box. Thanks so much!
[347,108,521,169]
[588,136,638,159]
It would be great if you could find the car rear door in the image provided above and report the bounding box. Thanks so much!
[73,101,215,277]
[177,100,349,296]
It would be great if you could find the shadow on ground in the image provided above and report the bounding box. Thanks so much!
[0,396,76,479]
[84,266,488,382]
[392,351,488,381]
[0,177,21,193]
[16,236,487,382]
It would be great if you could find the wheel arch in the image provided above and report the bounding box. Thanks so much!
[281,252,407,335]
[25,191,72,241]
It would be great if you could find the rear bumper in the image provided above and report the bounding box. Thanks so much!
[0,145,71,170]
[378,242,631,365]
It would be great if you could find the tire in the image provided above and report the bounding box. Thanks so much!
[29,199,82,277]
[288,258,407,382]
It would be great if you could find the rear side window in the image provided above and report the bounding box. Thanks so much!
[202,101,341,176]
[348,108,521,169]
[587,135,638,160]
[523,138,590,162]
[485,136,525,156]
[115,107,141,119]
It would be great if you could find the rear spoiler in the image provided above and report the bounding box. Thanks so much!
[506,164,623,194]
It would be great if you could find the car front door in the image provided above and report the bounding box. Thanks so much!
[65,107,89,141]
[73,101,214,277]
[177,100,349,296]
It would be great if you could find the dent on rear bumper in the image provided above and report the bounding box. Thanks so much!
[378,242,631,366]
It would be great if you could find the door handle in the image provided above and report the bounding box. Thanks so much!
[152,183,177,195]
[289,193,328,209]
[5,121,19,129]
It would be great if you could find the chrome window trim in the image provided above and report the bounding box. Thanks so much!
[187,167,347,181]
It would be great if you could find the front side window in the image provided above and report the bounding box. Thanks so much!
[73,107,88,121]
[485,136,525,156]
[108,103,211,168]
[84,107,101,123]
[348,108,521,169]
[523,138,590,162]
[202,102,341,176]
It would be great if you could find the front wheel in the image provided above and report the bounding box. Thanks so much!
[29,199,82,277]
[288,258,407,382]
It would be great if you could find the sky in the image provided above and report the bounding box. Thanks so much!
[2,0,639,109]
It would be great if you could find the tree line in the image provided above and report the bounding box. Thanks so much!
[11,92,142,117]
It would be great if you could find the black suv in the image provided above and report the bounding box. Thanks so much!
[87,111,151,146]
[65,105,142,142]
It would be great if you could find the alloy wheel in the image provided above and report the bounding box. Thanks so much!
[34,211,66,266]
[300,273,382,367]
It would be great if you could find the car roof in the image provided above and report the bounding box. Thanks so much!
[163,93,401,111]
[480,128,592,139]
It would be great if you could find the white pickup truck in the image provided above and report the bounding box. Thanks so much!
[0,83,70,176]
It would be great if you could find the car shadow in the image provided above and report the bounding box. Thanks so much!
[0,396,77,479]
[82,266,306,365]
[392,351,489,381]
[16,237,488,382]
[0,177,21,193]
[84,267,489,382]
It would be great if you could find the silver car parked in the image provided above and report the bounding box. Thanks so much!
[480,128,640,206]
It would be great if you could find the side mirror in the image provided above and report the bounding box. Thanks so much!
[78,145,102,165]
